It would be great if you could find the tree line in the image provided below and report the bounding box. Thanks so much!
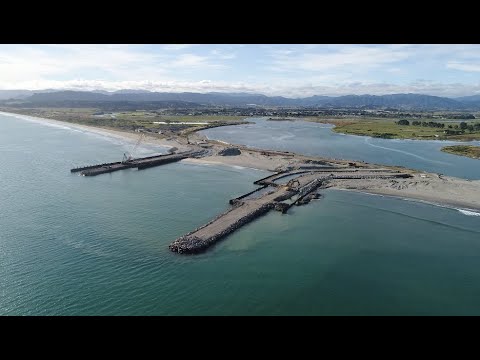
[396,119,480,132]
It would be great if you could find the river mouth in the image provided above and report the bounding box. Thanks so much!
[200,117,480,180]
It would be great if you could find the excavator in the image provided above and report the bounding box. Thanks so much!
[122,133,145,163]
[286,178,300,191]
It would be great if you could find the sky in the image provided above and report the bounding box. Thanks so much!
[0,44,479,98]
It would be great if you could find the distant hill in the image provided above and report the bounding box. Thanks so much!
[0,90,34,100]
[112,89,153,94]
[455,95,480,103]
[23,91,299,107]
[17,91,200,109]
[4,90,480,110]
[0,89,68,100]
[320,94,469,110]
[27,90,111,102]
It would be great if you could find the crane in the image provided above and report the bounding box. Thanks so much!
[122,133,145,163]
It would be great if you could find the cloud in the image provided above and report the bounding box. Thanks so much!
[163,44,196,51]
[170,54,225,68]
[0,45,226,85]
[0,45,163,83]
[268,45,412,73]
[210,49,236,60]
[3,78,480,98]
[446,61,480,72]
[2,44,480,98]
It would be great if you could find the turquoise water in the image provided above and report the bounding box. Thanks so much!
[1,113,480,315]
[202,118,480,179]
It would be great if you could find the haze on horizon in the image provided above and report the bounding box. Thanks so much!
[1,44,480,98]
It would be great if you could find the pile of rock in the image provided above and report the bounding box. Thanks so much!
[305,159,328,165]
[169,236,207,254]
[218,147,241,156]
[274,202,291,213]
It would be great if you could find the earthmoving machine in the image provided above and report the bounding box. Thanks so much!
[122,133,145,163]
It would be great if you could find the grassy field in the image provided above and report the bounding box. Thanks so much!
[441,145,480,159]
[309,118,480,141]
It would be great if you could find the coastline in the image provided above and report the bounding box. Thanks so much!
[326,172,480,212]
[181,158,269,173]
[184,150,295,172]
[3,110,480,213]
[0,111,190,152]
[333,187,480,214]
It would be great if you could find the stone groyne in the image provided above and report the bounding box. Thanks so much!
[254,170,313,185]
[253,171,286,185]
[71,150,203,176]
[71,161,123,173]
[169,203,274,254]
[82,163,133,176]
[136,153,191,170]
[330,173,412,180]
[168,168,413,255]
[229,185,270,205]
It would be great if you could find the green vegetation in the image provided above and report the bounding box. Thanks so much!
[441,145,480,159]
[410,120,444,128]
[316,118,480,141]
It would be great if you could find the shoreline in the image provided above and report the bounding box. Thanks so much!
[331,130,480,144]
[0,111,190,153]
[325,172,480,212]
[181,158,268,173]
[440,145,480,160]
[3,110,480,213]
[330,128,480,143]
[332,187,480,214]
[307,118,480,143]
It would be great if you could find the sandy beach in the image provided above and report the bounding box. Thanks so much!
[182,151,296,172]
[327,172,480,211]
[0,111,191,152]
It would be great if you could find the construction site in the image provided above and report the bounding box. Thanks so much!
[169,166,412,254]
[71,132,418,255]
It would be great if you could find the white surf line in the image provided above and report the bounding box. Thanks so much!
[399,197,480,217]
[0,111,80,131]
[180,158,267,173]
[456,209,480,217]
[0,111,172,152]
[153,121,209,125]
[364,137,451,165]
[333,188,480,217]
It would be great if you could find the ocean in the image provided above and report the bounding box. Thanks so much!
[1,113,479,315]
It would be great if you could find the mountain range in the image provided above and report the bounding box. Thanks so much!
[1,90,480,110]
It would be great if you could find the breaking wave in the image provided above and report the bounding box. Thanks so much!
[457,209,480,217]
